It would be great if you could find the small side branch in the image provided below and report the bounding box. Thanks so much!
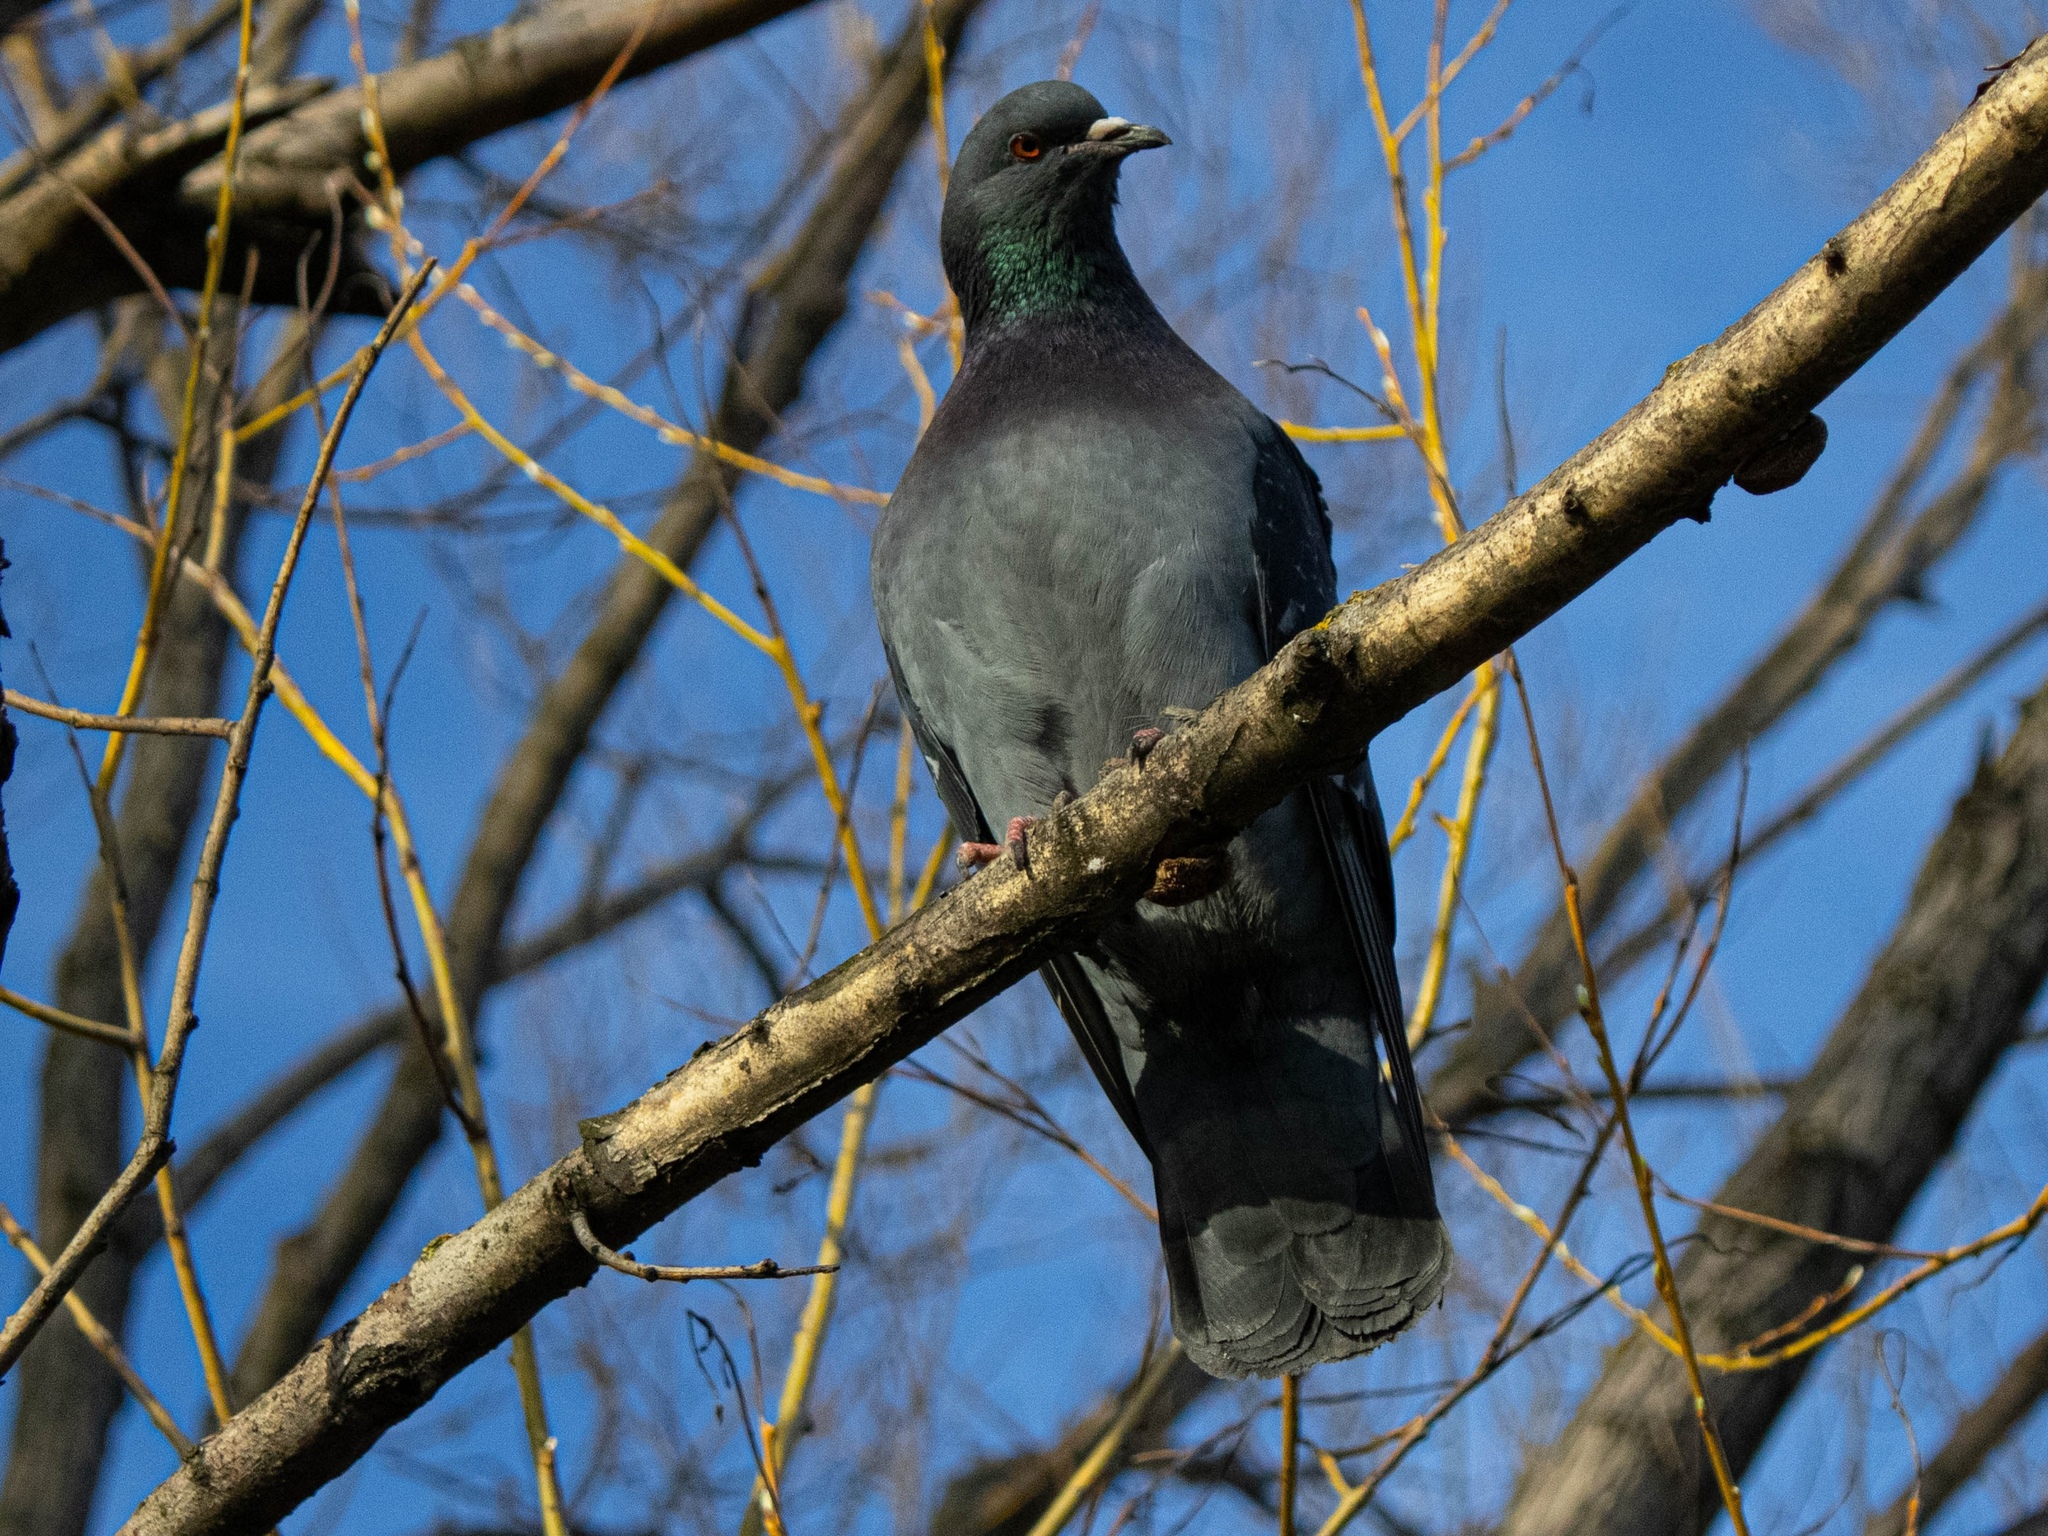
[3,690,233,737]
[568,1211,832,1285]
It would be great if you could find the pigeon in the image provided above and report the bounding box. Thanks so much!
[871,80,1450,1380]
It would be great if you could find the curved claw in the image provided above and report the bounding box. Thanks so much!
[1004,815,1036,873]
[956,840,1002,872]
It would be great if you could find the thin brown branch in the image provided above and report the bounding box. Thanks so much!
[567,1210,834,1284]
[0,1200,194,1459]
[2,690,232,737]
[0,983,134,1048]
[1866,1325,2048,1536]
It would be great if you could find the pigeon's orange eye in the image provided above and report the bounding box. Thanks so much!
[1009,132,1042,161]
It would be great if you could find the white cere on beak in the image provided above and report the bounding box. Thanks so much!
[1086,117,1133,141]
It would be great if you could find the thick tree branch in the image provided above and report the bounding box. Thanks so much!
[0,0,822,352]
[223,0,982,1411]
[1496,674,2048,1536]
[0,82,360,355]
[1432,242,2048,1126]
[183,0,817,222]
[119,40,2048,1536]
[0,0,244,202]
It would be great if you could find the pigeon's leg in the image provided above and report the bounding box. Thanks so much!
[956,816,1038,874]
[1128,726,1166,766]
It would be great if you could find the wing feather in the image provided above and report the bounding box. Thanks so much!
[1251,423,1435,1195]
[882,641,1151,1155]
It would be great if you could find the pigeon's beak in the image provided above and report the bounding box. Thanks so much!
[1081,116,1171,156]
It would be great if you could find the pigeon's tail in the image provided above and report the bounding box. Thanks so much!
[1143,1010,1451,1381]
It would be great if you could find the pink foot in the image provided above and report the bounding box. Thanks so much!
[957,817,1037,874]
[1129,726,1166,766]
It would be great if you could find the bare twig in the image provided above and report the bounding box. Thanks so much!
[2,690,231,737]
[568,1211,834,1284]
[0,984,134,1048]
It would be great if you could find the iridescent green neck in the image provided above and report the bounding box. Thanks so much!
[968,212,1147,333]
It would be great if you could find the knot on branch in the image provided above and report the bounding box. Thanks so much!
[1733,412,1829,495]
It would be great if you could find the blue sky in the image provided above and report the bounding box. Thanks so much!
[4,1,2047,1532]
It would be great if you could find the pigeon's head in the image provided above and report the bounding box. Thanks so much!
[940,81,1170,337]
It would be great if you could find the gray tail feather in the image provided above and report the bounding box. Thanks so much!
[1148,1055,1451,1380]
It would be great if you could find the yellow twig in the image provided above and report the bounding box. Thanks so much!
[1406,661,1499,1048]
[1024,1342,1186,1536]
[1347,1,1434,483]
[1280,421,1405,443]
[1702,1184,2047,1373]
[921,0,950,200]
[406,336,775,652]
[338,10,577,1520]
[1438,1126,1675,1350]
[1510,660,1750,1534]
[745,1079,878,1535]
[94,0,255,796]
[1390,0,1515,142]
[910,825,949,911]
[1386,682,1478,852]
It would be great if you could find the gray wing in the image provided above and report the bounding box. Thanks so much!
[1250,423,1435,1197]
[880,642,1152,1157]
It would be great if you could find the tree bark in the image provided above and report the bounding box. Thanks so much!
[117,41,2048,1534]
[1496,676,2048,1536]
[185,0,818,222]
